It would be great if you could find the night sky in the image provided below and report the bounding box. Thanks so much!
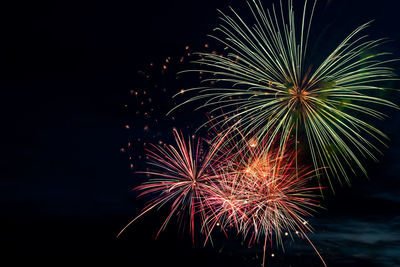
[1,0,400,266]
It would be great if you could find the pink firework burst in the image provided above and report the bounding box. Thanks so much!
[117,128,227,242]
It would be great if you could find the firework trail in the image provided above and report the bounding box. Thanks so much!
[171,0,398,188]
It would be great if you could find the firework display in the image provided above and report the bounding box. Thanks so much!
[120,0,398,266]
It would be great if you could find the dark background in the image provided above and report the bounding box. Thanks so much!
[1,0,399,266]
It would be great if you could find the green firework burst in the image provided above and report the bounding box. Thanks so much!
[170,0,399,189]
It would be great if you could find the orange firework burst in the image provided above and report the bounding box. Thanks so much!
[203,132,326,266]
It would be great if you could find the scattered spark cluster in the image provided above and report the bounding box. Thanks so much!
[119,0,398,266]
[119,43,219,172]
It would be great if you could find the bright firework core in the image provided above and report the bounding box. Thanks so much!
[288,86,311,106]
